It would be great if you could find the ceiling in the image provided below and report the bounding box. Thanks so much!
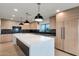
[0,3,79,22]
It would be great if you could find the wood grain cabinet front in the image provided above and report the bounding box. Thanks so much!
[56,6,79,55]
[0,34,13,43]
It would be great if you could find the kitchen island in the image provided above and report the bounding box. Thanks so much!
[13,33,55,56]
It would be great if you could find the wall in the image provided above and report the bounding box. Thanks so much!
[41,19,50,24]
[39,18,56,29]
[50,16,56,29]
[39,18,50,29]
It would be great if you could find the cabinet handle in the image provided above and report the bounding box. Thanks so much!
[61,27,63,39]
[61,27,62,39]
[61,27,65,40]
[63,27,65,40]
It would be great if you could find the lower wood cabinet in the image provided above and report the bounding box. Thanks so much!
[0,34,13,43]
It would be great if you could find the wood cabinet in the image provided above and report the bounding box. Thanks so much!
[56,16,64,50]
[0,34,13,43]
[21,23,30,29]
[0,19,1,34]
[56,6,79,55]
[56,16,78,55]
[20,22,39,30]
[64,19,78,55]
[30,21,39,30]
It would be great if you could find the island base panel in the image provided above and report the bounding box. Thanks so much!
[16,39,29,56]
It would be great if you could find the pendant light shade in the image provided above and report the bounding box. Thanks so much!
[24,20,30,23]
[19,22,23,25]
[35,3,43,22]
[35,13,43,22]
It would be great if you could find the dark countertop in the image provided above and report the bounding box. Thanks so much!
[33,33,56,38]
[1,29,56,37]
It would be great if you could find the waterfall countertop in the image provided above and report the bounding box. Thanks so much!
[13,33,55,47]
[13,33,55,56]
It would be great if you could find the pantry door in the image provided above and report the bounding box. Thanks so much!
[56,17,64,50]
[64,18,78,55]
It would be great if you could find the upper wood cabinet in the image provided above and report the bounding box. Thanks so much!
[1,19,19,29]
[20,22,39,30]
[21,23,30,29]
[30,21,39,30]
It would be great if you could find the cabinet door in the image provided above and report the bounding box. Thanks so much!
[56,18,64,50]
[64,19,78,55]
[1,34,13,43]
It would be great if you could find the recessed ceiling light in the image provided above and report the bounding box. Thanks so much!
[56,10,60,12]
[12,15,15,17]
[14,8,18,12]
[58,12,64,16]
[59,12,64,14]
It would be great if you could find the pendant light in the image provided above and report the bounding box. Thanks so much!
[24,20,30,23]
[35,3,43,22]
[19,17,23,25]
[19,22,23,25]
[24,12,30,23]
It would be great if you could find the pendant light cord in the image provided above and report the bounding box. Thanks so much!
[20,17,22,22]
[26,12,29,20]
[35,3,43,22]
[37,3,40,13]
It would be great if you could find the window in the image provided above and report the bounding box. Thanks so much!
[40,23,50,32]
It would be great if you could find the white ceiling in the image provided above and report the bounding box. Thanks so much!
[0,3,79,22]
